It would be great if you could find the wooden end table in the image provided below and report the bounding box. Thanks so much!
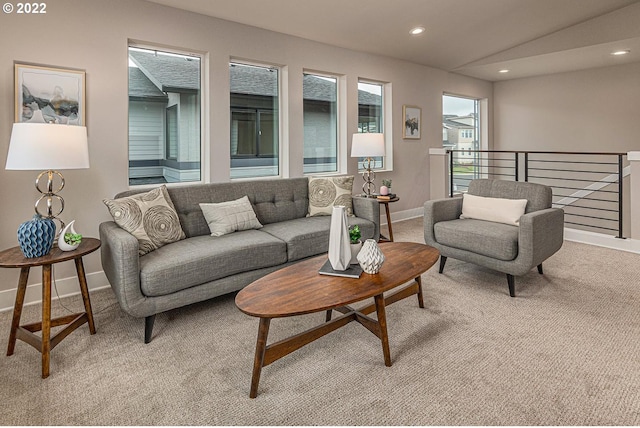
[378,196,399,242]
[0,238,100,378]
[236,241,439,398]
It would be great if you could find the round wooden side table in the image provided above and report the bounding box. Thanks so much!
[377,196,399,242]
[0,238,101,378]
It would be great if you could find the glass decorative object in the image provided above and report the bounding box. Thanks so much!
[357,239,385,274]
[328,205,351,271]
[17,214,56,258]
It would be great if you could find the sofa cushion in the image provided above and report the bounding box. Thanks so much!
[199,196,263,237]
[460,193,527,226]
[103,185,186,256]
[434,218,519,261]
[260,215,375,262]
[139,230,287,297]
[308,176,354,216]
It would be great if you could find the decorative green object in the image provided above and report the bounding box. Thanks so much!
[381,179,392,188]
[349,225,361,244]
[64,233,83,246]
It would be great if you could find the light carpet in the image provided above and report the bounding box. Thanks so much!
[1,218,640,425]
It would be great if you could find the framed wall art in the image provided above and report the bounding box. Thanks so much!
[15,63,86,125]
[402,105,421,139]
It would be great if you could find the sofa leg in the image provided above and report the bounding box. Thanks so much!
[439,256,447,274]
[537,264,543,274]
[506,274,515,297]
[144,315,156,344]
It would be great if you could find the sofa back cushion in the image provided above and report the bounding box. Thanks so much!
[116,178,309,237]
[468,179,552,214]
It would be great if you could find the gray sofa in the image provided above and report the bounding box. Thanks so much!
[99,177,380,342]
[424,179,564,297]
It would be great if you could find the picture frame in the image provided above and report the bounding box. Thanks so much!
[15,63,86,125]
[402,105,421,139]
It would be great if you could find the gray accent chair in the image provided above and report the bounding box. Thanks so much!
[99,177,380,342]
[423,179,564,297]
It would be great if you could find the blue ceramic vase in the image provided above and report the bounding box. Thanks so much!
[17,214,56,258]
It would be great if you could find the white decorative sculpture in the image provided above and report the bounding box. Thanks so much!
[357,239,385,274]
[328,206,351,271]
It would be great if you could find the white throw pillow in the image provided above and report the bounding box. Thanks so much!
[460,193,528,226]
[199,196,263,237]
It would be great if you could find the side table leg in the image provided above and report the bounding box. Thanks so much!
[75,258,96,334]
[374,294,392,367]
[385,204,394,242]
[7,267,29,356]
[249,317,271,398]
[42,265,52,379]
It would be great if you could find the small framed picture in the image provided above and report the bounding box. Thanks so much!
[402,105,421,139]
[15,63,86,125]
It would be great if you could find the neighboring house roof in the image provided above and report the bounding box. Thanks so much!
[443,117,473,129]
[129,50,200,93]
[129,50,381,106]
[128,68,168,102]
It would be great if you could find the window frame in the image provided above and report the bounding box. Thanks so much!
[357,78,393,172]
[127,41,206,188]
[229,60,283,180]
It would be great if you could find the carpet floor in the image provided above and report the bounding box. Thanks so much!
[1,218,640,425]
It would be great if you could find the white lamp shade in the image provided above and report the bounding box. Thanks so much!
[6,123,89,170]
[351,133,385,157]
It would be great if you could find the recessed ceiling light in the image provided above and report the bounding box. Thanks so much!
[611,49,630,56]
[409,27,425,35]
[499,69,510,73]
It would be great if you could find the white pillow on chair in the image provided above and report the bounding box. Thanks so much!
[460,193,527,226]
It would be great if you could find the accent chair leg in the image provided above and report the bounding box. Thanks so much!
[144,315,156,344]
[537,264,543,275]
[438,256,447,274]
[506,274,515,297]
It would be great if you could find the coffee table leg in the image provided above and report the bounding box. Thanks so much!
[374,294,392,367]
[416,276,425,309]
[7,267,29,356]
[250,317,271,398]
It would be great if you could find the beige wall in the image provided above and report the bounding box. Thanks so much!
[0,0,492,298]
[493,62,640,153]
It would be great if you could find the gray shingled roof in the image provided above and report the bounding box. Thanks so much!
[129,50,381,106]
[443,117,473,129]
[128,67,168,101]
[129,50,200,93]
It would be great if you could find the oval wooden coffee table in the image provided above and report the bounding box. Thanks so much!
[236,241,439,398]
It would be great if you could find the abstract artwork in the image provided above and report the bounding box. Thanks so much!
[402,105,421,139]
[15,63,85,125]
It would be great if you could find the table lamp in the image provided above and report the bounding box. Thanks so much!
[6,123,90,234]
[351,133,385,197]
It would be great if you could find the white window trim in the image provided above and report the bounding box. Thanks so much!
[127,40,207,188]
[357,79,393,173]
[302,69,346,177]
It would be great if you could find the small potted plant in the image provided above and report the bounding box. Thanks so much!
[380,179,392,196]
[349,225,362,265]
[58,220,83,251]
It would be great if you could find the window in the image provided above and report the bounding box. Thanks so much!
[357,81,384,169]
[128,45,201,185]
[230,62,280,179]
[303,73,338,174]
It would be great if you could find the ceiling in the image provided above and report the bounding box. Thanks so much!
[145,0,640,81]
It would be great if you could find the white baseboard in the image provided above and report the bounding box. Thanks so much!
[563,228,640,254]
[0,271,111,313]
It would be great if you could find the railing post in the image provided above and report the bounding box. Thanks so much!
[428,148,449,200]
[524,152,529,182]
[617,154,624,239]
[449,151,454,197]
[514,152,519,181]
[629,151,640,239]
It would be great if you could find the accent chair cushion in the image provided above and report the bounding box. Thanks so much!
[103,185,186,256]
[434,218,519,261]
[460,193,527,226]
[308,176,354,216]
[199,196,263,237]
